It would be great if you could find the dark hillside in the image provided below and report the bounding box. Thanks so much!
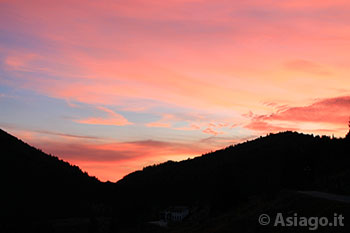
[0,129,102,220]
[2,128,350,232]
[114,132,350,226]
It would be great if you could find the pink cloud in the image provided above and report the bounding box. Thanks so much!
[202,127,224,136]
[2,0,350,123]
[285,59,330,76]
[76,106,132,126]
[245,121,298,133]
[2,126,242,181]
[145,114,176,128]
[17,134,207,181]
[4,53,40,71]
[245,96,350,135]
[174,123,202,131]
[261,96,350,124]
[145,113,233,134]
[77,118,131,126]
[190,123,201,130]
[146,122,172,128]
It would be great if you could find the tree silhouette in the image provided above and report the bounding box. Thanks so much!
[346,118,350,140]
[3,127,350,232]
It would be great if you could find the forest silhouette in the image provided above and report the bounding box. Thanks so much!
[1,124,350,233]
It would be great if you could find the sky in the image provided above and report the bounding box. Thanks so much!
[1,0,350,181]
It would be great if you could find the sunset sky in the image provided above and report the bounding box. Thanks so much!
[1,0,350,181]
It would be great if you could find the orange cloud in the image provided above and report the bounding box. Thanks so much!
[4,53,41,72]
[30,138,207,181]
[246,96,350,136]
[3,0,350,115]
[202,127,224,136]
[259,96,350,125]
[76,106,132,126]
[285,59,330,76]
[174,123,201,131]
[2,126,236,181]
[145,114,176,128]
[245,121,298,133]
[146,122,171,128]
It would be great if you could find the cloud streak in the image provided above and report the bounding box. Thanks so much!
[75,106,132,126]
[246,96,350,135]
[285,59,331,76]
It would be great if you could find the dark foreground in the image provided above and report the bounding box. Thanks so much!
[1,129,350,232]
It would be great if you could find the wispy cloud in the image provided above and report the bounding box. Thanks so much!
[145,114,175,128]
[245,96,350,135]
[146,122,172,128]
[284,59,331,76]
[202,127,224,136]
[75,106,132,126]
[23,137,207,181]
[0,124,103,140]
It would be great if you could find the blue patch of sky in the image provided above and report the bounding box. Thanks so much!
[0,28,57,52]
[0,85,190,142]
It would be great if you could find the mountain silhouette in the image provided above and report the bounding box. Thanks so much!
[1,128,350,232]
[0,129,108,232]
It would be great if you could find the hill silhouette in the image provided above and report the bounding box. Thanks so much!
[0,129,109,232]
[114,132,350,228]
[1,128,350,232]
